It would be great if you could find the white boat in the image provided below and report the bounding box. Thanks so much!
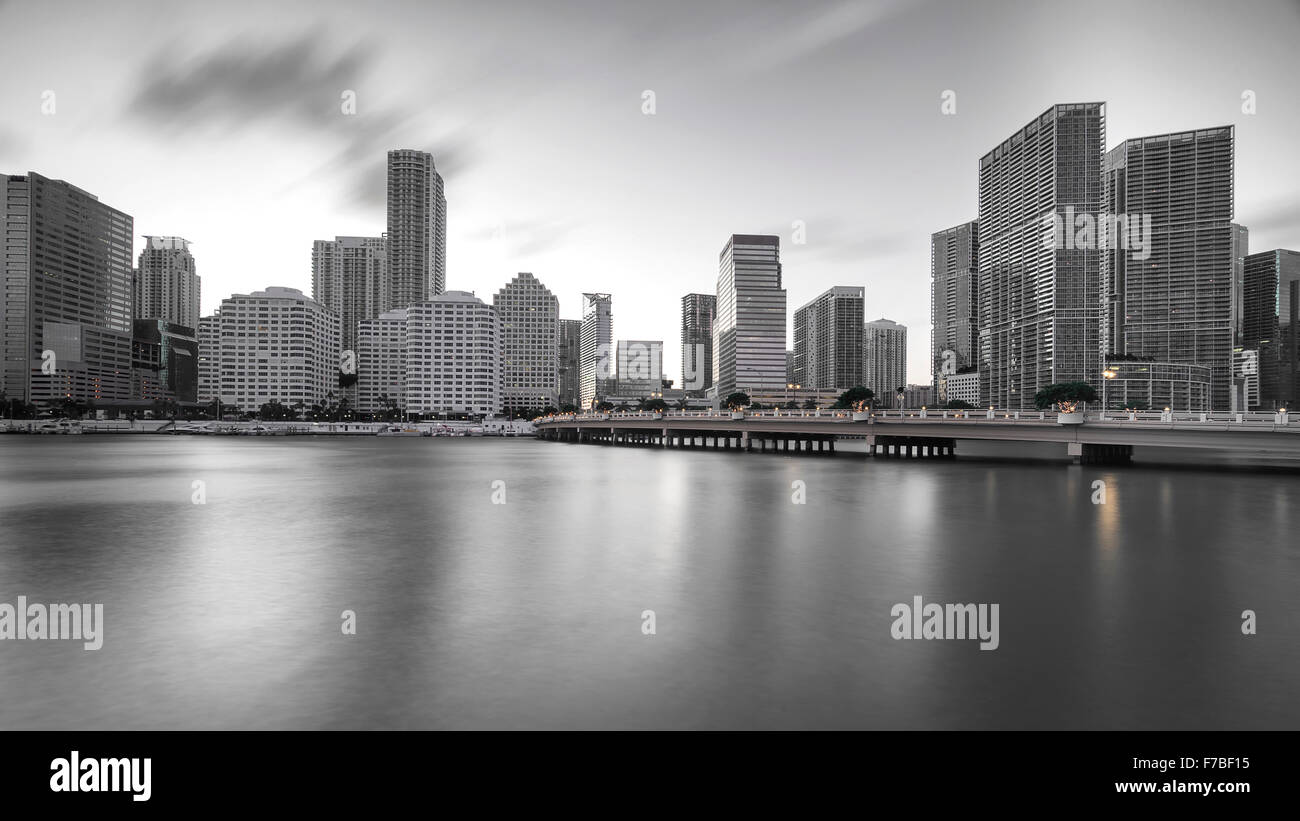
[37,419,82,434]
[468,426,485,436]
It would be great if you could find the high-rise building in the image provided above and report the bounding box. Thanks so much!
[616,340,664,396]
[131,319,198,403]
[558,319,582,409]
[864,318,907,402]
[680,293,716,394]
[494,272,559,412]
[1102,127,1235,410]
[405,292,500,418]
[979,103,1105,409]
[312,236,388,356]
[1,172,134,405]
[793,285,864,390]
[209,287,341,414]
[1243,249,1300,408]
[1231,224,1250,347]
[135,236,200,328]
[579,293,613,407]
[713,234,786,398]
[386,149,446,308]
[357,308,409,415]
[197,314,221,405]
[931,220,978,386]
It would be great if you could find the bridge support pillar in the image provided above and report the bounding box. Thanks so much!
[1077,443,1133,465]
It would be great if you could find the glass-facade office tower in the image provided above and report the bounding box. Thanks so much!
[793,285,864,390]
[864,318,907,402]
[680,293,716,395]
[386,149,446,308]
[931,220,978,386]
[979,103,1105,409]
[312,236,388,356]
[1102,127,1235,410]
[1243,249,1300,408]
[616,339,664,396]
[494,272,559,412]
[131,318,198,403]
[558,319,581,409]
[1,172,134,405]
[579,293,613,408]
[135,236,200,329]
[713,234,786,398]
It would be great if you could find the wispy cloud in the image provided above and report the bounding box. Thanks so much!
[124,30,469,209]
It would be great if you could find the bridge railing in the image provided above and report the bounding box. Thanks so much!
[537,408,1292,427]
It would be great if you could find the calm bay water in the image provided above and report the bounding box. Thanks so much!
[0,435,1297,729]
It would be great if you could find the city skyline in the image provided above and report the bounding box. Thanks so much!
[3,0,1298,386]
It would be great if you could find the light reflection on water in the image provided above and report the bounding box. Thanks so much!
[0,436,1296,729]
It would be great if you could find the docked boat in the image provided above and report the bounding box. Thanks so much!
[377,425,429,437]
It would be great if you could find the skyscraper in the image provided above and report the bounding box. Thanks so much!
[558,319,581,410]
[1244,249,1300,408]
[386,149,446,308]
[1,172,134,405]
[680,293,716,394]
[1102,127,1236,410]
[793,285,864,390]
[864,318,907,402]
[931,220,978,386]
[494,272,559,412]
[405,292,500,418]
[579,293,613,408]
[135,236,200,328]
[312,236,388,356]
[714,234,786,399]
[979,103,1105,409]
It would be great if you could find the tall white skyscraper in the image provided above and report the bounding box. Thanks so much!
[979,103,1105,409]
[864,318,907,402]
[405,291,500,418]
[209,287,341,413]
[793,285,864,390]
[713,234,786,398]
[312,236,388,355]
[494,272,559,412]
[579,293,613,407]
[386,149,446,308]
[135,236,200,328]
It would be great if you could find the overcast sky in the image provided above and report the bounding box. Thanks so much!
[2,0,1298,383]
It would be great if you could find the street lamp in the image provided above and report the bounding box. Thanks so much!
[1102,367,1117,413]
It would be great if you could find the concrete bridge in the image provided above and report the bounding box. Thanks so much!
[534,408,1300,465]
